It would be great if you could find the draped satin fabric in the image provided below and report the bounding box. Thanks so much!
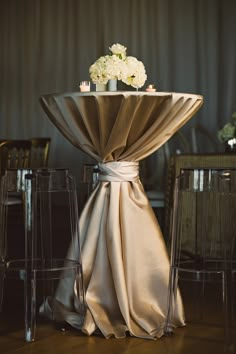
[40,91,203,339]
[98,161,140,182]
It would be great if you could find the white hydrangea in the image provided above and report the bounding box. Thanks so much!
[122,56,147,88]
[104,55,128,81]
[89,55,127,84]
[89,56,110,84]
[89,43,147,88]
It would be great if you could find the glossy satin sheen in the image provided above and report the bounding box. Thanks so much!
[40,91,203,339]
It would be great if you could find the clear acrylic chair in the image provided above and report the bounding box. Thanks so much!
[164,154,236,249]
[165,168,236,348]
[0,168,85,342]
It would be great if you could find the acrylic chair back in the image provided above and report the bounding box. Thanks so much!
[165,168,236,347]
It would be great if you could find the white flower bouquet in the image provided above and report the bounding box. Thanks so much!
[89,43,147,89]
[218,112,236,143]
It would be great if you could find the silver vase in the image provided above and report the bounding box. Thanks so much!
[107,79,117,92]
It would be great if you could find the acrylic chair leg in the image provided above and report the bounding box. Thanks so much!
[38,183,54,305]
[24,174,37,342]
[24,270,36,342]
[164,266,179,335]
[69,176,86,315]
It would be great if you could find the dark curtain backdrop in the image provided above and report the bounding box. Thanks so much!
[0,0,236,180]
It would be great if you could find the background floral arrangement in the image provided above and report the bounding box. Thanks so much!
[218,112,236,143]
[89,43,147,89]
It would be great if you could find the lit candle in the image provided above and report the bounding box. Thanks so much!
[79,81,91,92]
[145,84,156,92]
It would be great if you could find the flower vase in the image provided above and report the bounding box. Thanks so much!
[225,138,236,153]
[108,79,117,92]
[96,83,107,92]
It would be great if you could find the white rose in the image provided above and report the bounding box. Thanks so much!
[109,43,127,60]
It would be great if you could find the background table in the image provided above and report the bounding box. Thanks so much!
[40,91,203,339]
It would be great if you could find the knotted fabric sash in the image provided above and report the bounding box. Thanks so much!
[98,161,140,182]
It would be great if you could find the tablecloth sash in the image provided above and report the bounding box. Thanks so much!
[98,161,140,182]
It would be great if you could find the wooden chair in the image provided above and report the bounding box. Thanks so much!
[0,140,32,177]
[0,140,32,205]
[30,137,51,168]
[164,153,236,247]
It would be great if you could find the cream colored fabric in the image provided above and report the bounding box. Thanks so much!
[40,91,203,339]
[98,161,139,182]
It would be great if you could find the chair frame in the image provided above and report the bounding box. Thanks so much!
[165,167,236,348]
[0,168,85,342]
[164,153,236,245]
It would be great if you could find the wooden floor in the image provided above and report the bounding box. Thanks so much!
[1,208,236,353]
[0,295,235,354]
[1,238,236,353]
[1,274,236,353]
[0,313,233,354]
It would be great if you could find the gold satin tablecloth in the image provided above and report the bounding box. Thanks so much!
[40,91,203,339]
